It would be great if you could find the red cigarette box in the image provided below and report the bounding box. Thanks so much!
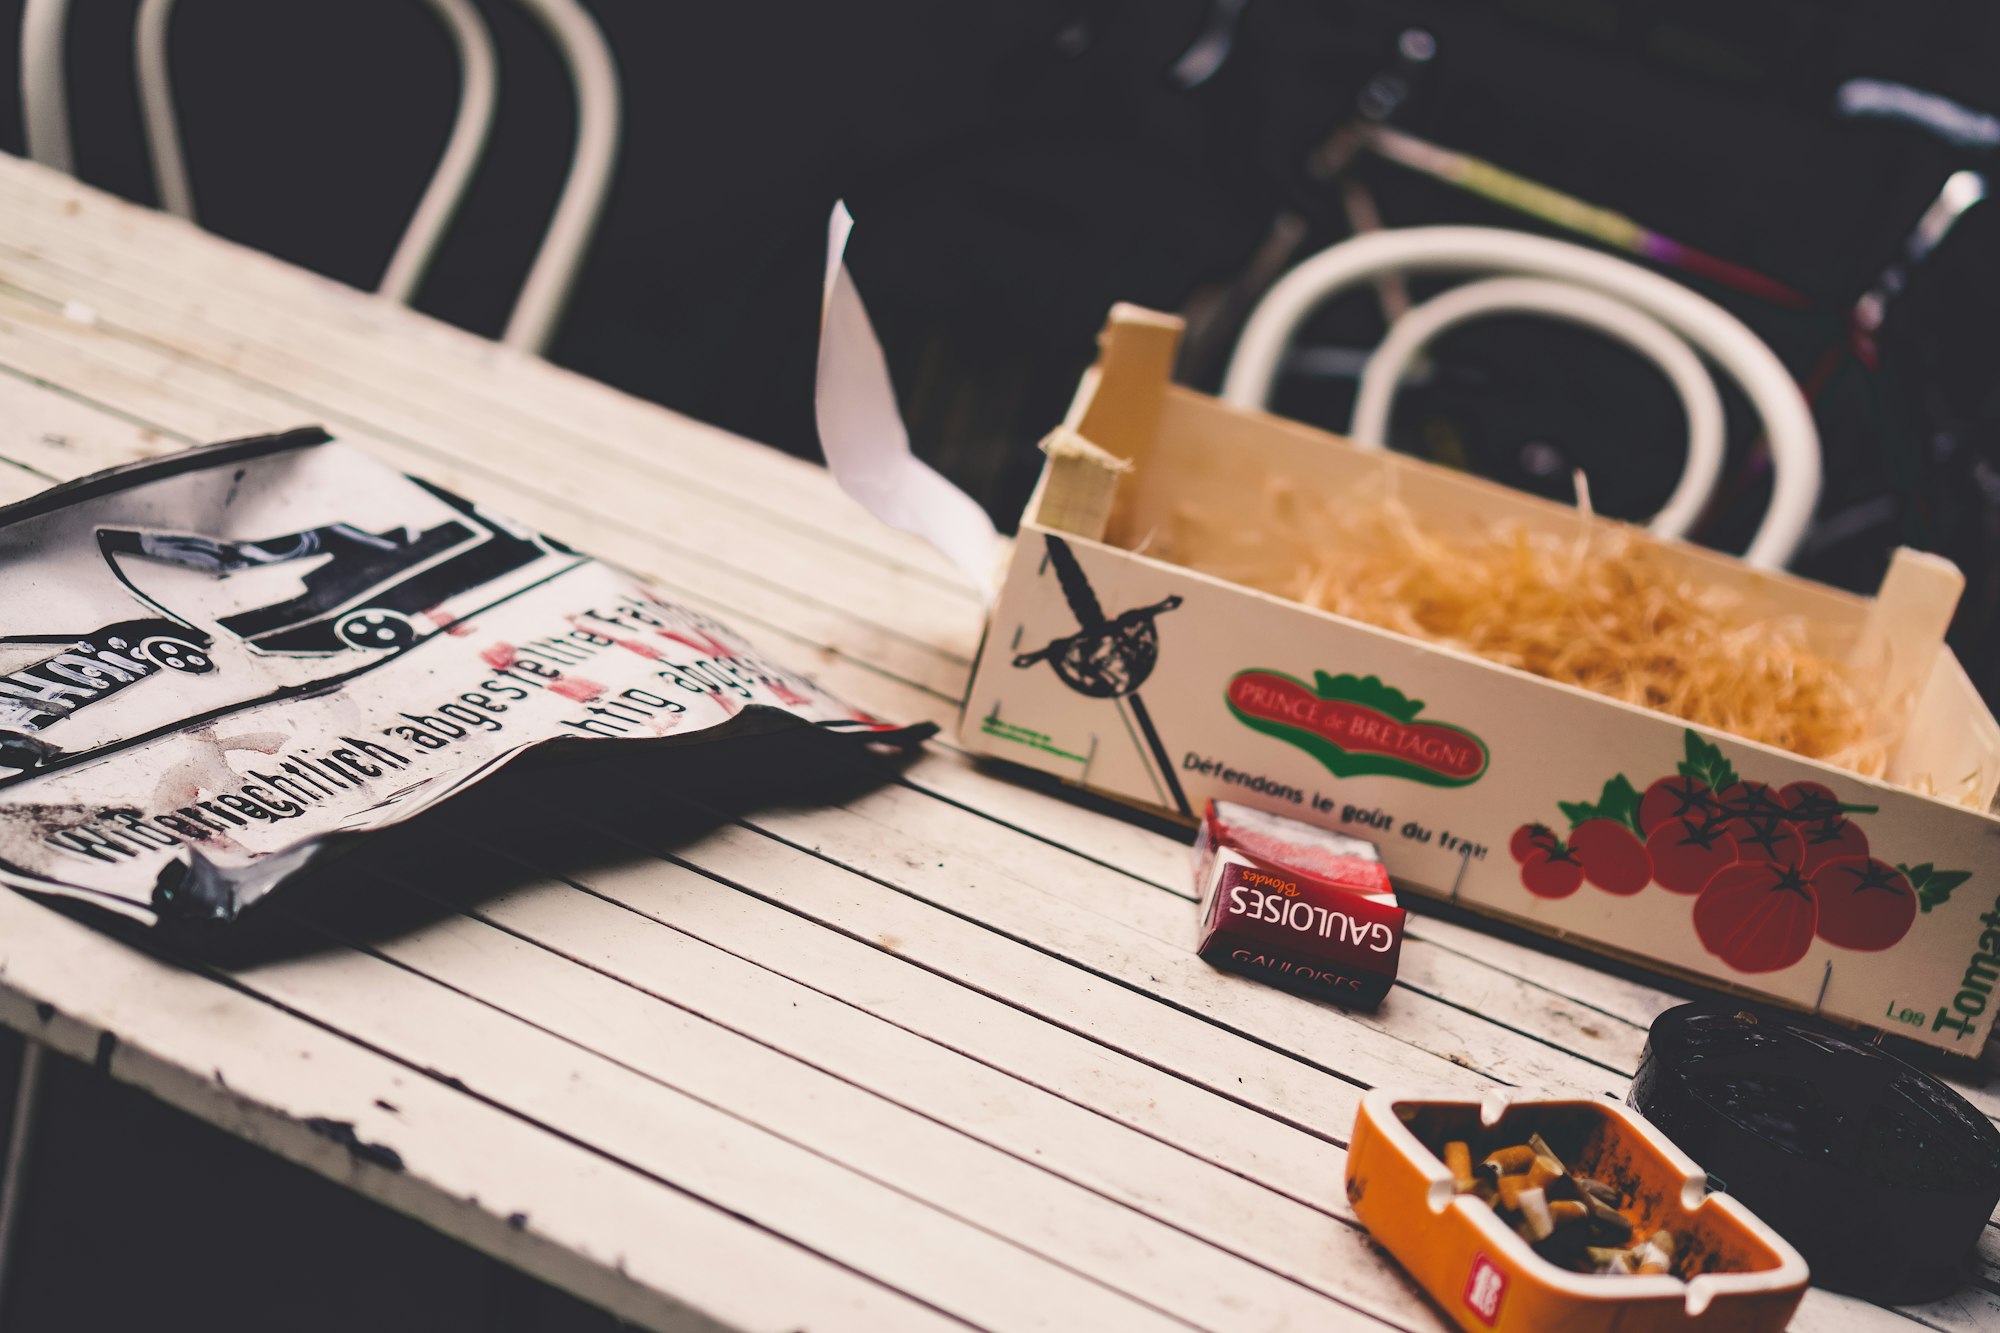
[1194,800,1405,1007]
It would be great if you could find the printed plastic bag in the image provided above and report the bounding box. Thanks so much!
[0,429,916,924]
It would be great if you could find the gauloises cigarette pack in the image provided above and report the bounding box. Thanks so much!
[961,305,2000,1055]
[1194,800,1404,1007]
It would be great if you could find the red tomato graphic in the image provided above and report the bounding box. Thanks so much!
[1778,781,1843,824]
[1510,822,1560,863]
[1521,844,1585,899]
[1639,776,1714,836]
[1715,781,1788,835]
[1732,816,1804,866]
[1812,856,1916,951]
[1570,820,1651,895]
[1646,817,1738,894]
[1798,817,1869,873]
[1695,861,1819,973]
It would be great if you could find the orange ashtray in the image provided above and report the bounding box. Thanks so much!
[1346,1090,1809,1333]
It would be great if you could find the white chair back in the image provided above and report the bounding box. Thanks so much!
[21,0,619,355]
[1223,226,1820,570]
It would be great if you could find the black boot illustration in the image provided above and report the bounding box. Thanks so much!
[1011,535,1189,815]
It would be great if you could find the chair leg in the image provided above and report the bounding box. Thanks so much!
[0,1038,48,1316]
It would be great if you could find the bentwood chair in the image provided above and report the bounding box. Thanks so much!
[18,0,621,354]
[1223,226,1823,571]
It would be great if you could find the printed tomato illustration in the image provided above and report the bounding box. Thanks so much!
[1510,822,1560,863]
[1570,820,1650,895]
[1694,861,1819,973]
[1639,776,1713,836]
[1520,843,1585,898]
[1798,817,1869,873]
[1778,781,1842,823]
[1513,733,1974,968]
[1646,817,1737,894]
[1715,780,1788,835]
[1812,856,1916,951]
[1732,816,1804,866]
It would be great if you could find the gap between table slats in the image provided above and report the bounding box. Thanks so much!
[281,863,1449,1333]
[0,895,970,1333]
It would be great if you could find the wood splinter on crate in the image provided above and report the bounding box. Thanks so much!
[1853,547,1973,796]
[1035,428,1130,542]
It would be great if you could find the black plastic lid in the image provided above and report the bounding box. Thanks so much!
[1630,1002,2000,1303]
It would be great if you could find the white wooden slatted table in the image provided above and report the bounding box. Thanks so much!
[0,153,1993,1333]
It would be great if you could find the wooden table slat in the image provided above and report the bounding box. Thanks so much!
[0,166,971,590]
[0,896,961,1333]
[0,367,974,712]
[0,296,983,670]
[228,925,1197,1332]
[320,869,1437,1332]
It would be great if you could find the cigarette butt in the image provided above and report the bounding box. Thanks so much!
[1484,1144,1536,1174]
[1637,1230,1677,1275]
[1496,1174,1531,1210]
[1445,1140,1475,1191]
[1591,1249,1638,1276]
[1525,1160,1561,1191]
[1576,1177,1620,1205]
[1518,1187,1554,1241]
[1584,1194,1634,1240]
[1549,1200,1588,1225]
[1527,1132,1567,1175]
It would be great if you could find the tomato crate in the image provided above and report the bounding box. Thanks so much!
[961,305,2000,1056]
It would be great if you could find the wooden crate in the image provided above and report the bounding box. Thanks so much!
[963,305,2000,1055]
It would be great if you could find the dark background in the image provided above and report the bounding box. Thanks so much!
[1,2,1995,696]
[0,1025,625,1333]
[0,4,1996,1328]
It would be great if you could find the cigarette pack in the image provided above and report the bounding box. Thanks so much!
[1193,800,1403,1006]
[961,304,2000,1055]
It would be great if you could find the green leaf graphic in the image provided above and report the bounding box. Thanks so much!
[1557,800,1598,828]
[1311,671,1425,722]
[1561,775,1643,833]
[1902,863,1973,914]
[1677,730,1738,792]
[1598,775,1643,831]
